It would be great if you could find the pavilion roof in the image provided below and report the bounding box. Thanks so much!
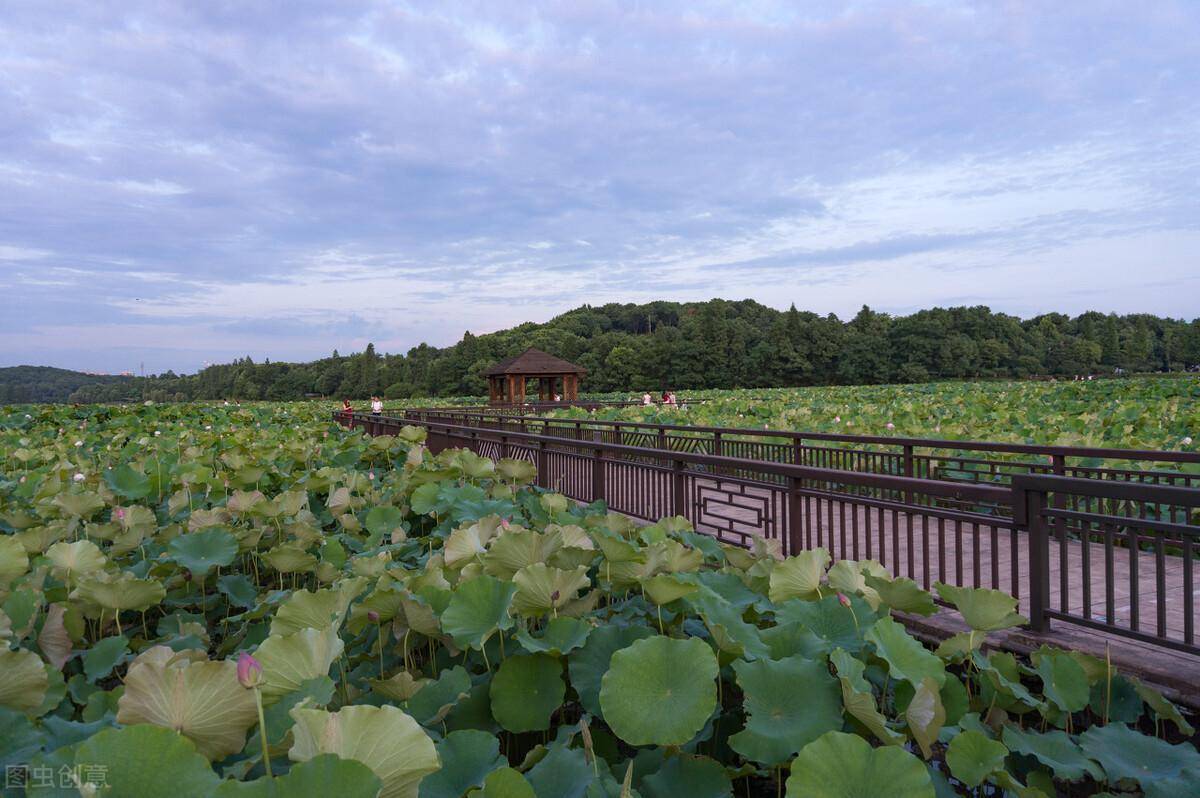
[483,347,587,376]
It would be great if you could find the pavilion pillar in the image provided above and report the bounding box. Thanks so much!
[516,375,526,405]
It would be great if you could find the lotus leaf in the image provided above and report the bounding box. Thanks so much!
[270,577,367,636]
[1001,725,1103,781]
[864,616,945,687]
[74,723,221,796]
[214,754,383,797]
[768,548,830,603]
[729,654,842,766]
[289,704,441,798]
[945,729,1009,787]
[82,635,128,683]
[72,572,166,612]
[117,646,258,760]
[904,677,945,759]
[829,647,904,745]
[490,653,565,732]
[786,731,934,798]
[0,648,49,714]
[514,616,592,656]
[255,625,345,702]
[1034,649,1090,713]
[419,729,507,798]
[567,623,656,717]
[512,563,590,616]
[935,582,1027,632]
[441,574,517,650]
[46,539,106,581]
[599,636,717,746]
[169,528,239,578]
[864,574,937,616]
[1078,722,1200,787]
[474,767,536,798]
[0,535,30,588]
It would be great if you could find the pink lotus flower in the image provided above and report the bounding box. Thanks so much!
[368,471,375,480]
[886,422,895,430]
[237,652,263,688]
[73,473,85,482]
[833,416,841,423]
[113,507,125,520]
[501,518,511,529]
[837,593,851,608]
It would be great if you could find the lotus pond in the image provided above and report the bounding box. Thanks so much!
[1,401,1197,797]
[557,378,1200,454]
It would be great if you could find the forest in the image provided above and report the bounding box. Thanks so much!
[6,300,1200,403]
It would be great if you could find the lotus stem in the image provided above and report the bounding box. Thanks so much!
[253,686,272,779]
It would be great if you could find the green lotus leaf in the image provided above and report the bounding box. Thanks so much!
[934,582,1027,632]
[189,507,231,531]
[74,723,221,797]
[483,528,557,580]
[690,592,771,661]
[864,616,945,687]
[567,624,655,717]
[1000,725,1103,781]
[640,754,732,798]
[1128,675,1195,735]
[217,574,259,609]
[826,560,881,609]
[786,731,934,798]
[226,489,267,515]
[104,464,153,499]
[52,490,106,519]
[169,528,239,579]
[864,574,936,616]
[419,729,506,798]
[1034,649,1089,713]
[474,767,536,798]
[326,486,353,514]
[445,517,504,569]
[365,505,406,543]
[905,677,944,759]
[117,646,258,760]
[0,535,30,588]
[539,493,569,515]
[729,654,842,766]
[829,648,904,745]
[600,636,717,746]
[1079,722,1200,787]
[273,489,309,518]
[972,650,1043,711]
[256,625,345,702]
[215,754,383,797]
[289,704,441,798]
[523,745,601,798]
[640,573,699,606]
[403,665,471,726]
[945,729,1008,788]
[369,671,429,701]
[514,616,592,656]
[46,539,107,581]
[38,602,74,670]
[262,544,318,573]
[270,577,367,636]
[773,593,876,655]
[496,458,537,484]
[512,564,590,616]
[490,653,565,733]
[0,648,49,714]
[83,635,129,683]
[441,574,517,650]
[72,572,166,612]
[768,548,830,603]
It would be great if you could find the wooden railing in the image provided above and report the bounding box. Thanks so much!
[335,411,1200,656]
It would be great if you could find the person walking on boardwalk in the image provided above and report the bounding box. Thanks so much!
[370,396,383,414]
[642,392,652,406]
[342,399,353,414]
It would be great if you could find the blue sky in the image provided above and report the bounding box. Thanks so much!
[2,1,1198,374]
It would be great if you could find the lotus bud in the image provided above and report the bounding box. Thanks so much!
[113,507,125,520]
[550,590,561,602]
[833,416,840,423]
[74,440,83,447]
[73,473,85,482]
[837,593,851,608]
[1184,437,1194,446]
[368,471,375,480]
[367,610,380,623]
[237,652,264,688]
[886,422,895,430]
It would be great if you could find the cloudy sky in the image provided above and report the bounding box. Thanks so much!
[2,1,1198,374]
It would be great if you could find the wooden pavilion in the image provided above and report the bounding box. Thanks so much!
[484,348,586,405]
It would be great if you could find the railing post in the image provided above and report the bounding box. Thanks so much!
[672,458,686,518]
[592,447,605,503]
[500,435,509,460]
[536,441,548,489]
[787,476,802,557]
[1025,486,1051,633]
[658,426,668,451]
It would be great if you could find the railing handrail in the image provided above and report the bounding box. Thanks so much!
[341,411,1013,506]
[1012,472,1200,525]
[401,407,1200,466]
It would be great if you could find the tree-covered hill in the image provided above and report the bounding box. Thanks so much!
[0,365,137,404]
[12,300,1200,403]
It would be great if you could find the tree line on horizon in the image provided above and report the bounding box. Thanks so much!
[8,300,1200,404]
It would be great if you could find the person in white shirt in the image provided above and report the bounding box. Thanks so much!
[370,396,383,414]
[642,392,652,406]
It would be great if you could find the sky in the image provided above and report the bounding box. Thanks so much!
[1,1,1198,375]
